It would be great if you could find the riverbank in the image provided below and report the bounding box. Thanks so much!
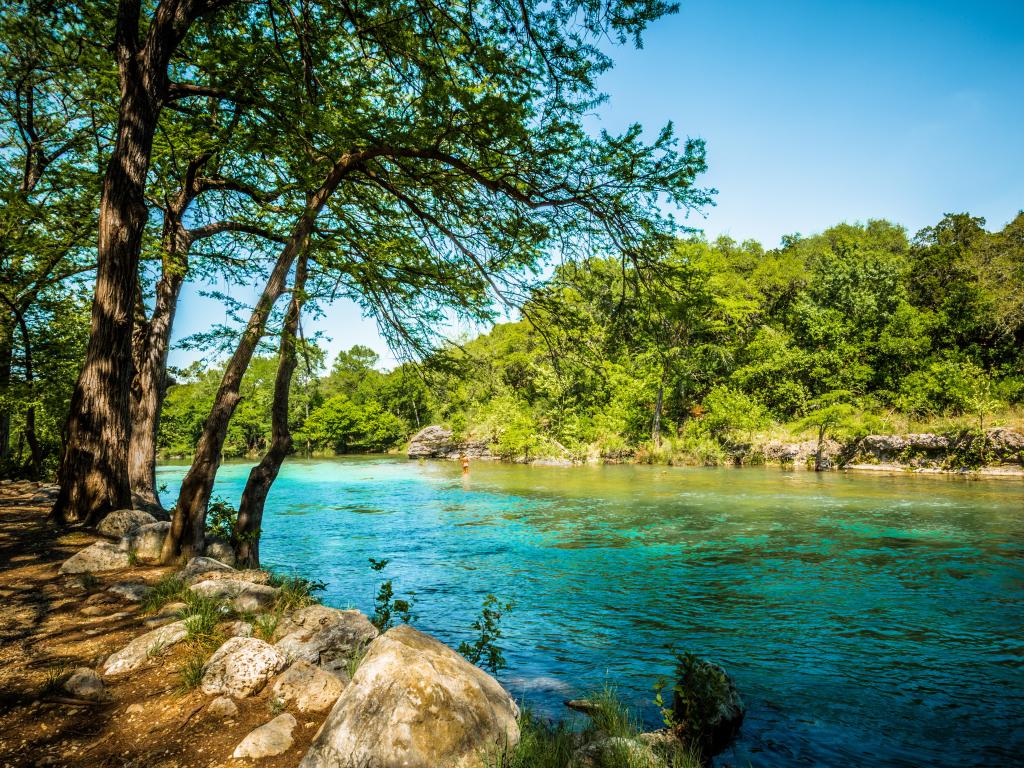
[407,425,1024,477]
[0,481,730,768]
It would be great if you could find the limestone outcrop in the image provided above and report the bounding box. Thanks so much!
[299,624,519,768]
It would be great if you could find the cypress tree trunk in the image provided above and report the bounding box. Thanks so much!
[652,381,664,447]
[51,0,233,526]
[234,251,308,568]
[161,153,360,562]
[0,323,11,465]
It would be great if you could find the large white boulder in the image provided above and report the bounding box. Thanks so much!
[232,713,297,759]
[119,521,170,562]
[59,541,131,574]
[103,620,188,675]
[200,636,287,698]
[96,509,158,538]
[275,605,377,676]
[190,578,279,612]
[299,625,520,768]
[271,660,345,713]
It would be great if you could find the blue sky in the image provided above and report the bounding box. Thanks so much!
[169,0,1024,370]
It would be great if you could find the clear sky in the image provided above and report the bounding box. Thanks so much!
[168,0,1024,371]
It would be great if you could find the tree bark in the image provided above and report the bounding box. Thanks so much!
[234,251,308,568]
[161,151,364,562]
[51,0,218,526]
[0,323,11,465]
[652,381,664,448]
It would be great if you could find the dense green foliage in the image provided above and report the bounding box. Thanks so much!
[156,212,1023,464]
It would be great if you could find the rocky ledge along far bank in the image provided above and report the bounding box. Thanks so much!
[407,424,1024,475]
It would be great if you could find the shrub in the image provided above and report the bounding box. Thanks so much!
[458,595,513,674]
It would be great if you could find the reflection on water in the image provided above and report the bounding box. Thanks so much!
[157,458,1024,767]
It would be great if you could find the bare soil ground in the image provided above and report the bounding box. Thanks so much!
[0,484,322,768]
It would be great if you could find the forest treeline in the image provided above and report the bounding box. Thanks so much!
[155,212,1024,464]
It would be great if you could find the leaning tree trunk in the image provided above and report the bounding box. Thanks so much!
[234,252,308,568]
[161,153,359,563]
[0,322,11,465]
[129,221,191,512]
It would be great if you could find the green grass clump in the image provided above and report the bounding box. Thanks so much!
[253,611,281,642]
[268,572,325,613]
[178,593,226,644]
[178,649,208,691]
[490,691,703,768]
[587,685,640,740]
[487,710,576,768]
[40,663,71,696]
[140,574,187,614]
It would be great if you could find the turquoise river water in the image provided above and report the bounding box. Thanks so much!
[156,458,1024,767]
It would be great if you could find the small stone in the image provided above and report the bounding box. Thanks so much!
[200,637,287,698]
[232,713,296,759]
[207,696,239,719]
[220,620,254,638]
[179,556,234,584]
[80,605,109,617]
[126,703,144,715]
[572,736,666,768]
[63,668,104,701]
[271,660,345,713]
[96,509,158,538]
[107,582,149,602]
[142,601,186,627]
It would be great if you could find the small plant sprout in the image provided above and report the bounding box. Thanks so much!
[458,594,513,674]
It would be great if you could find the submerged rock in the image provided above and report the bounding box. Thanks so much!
[299,624,519,768]
[200,636,287,698]
[96,509,158,538]
[232,713,297,759]
[271,660,345,713]
[103,620,188,675]
[59,541,131,575]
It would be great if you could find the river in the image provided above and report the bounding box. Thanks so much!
[156,457,1024,767]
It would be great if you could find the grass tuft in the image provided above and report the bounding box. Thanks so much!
[268,572,325,613]
[253,611,281,642]
[40,664,71,696]
[140,574,187,614]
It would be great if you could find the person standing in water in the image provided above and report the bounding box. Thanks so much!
[461,454,470,474]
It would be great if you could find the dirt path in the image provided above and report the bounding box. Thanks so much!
[0,483,320,768]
